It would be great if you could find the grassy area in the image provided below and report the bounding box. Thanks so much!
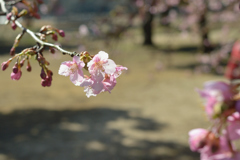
[0,22,227,160]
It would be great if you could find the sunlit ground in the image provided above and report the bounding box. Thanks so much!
[0,21,228,160]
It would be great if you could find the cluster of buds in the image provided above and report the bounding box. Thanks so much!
[189,81,240,160]
[37,53,53,87]
[58,51,127,97]
[39,25,65,42]
[0,0,127,97]
[1,48,35,80]
[6,0,43,30]
[189,41,240,159]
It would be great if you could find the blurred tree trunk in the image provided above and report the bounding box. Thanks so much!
[142,0,156,46]
[199,1,213,53]
[142,11,154,45]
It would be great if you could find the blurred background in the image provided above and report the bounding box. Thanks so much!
[0,0,240,159]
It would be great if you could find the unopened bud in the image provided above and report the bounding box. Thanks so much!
[18,9,28,17]
[47,79,52,87]
[26,65,31,72]
[6,13,12,20]
[41,79,47,87]
[10,47,15,56]
[58,30,65,37]
[12,65,18,74]
[47,70,53,76]
[40,68,46,79]
[1,61,10,71]
[20,59,25,67]
[26,61,31,72]
[49,47,55,54]
[52,33,58,41]
[12,6,18,16]
[10,48,15,56]
[11,22,17,30]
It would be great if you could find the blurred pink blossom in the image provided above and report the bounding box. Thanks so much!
[11,70,22,80]
[87,51,117,80]
[58,56,85,85]
[227,112,240,140]
[189,128,208,152]
[197,81,233,118]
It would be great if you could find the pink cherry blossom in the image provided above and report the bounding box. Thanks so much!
[102,75,117,93]
[227,112,240,140]
[80,76,104,97]
[189,128,209,152]
[200,136,234,160]
[197,81,233,118]
[58,56,85,85]
[203,81,233,100]
[11,70,22,80]
[83,86,97,98]
[87,51,117,79]
[80,75,116,97]
[114,66,128,78]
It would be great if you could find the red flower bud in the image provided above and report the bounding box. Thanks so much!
[26,65,32,72]
[41,79,47,87]
[20,59,25,67]
[58,30,65,37]
[10,48,15,56]
[49,47,55,54]
[1,61,10,71]
[6,13,12,20]
[52,33,58,41]
[11,22,17,30]
[40,68,46,79]
[12,66,18,74]
[26,61,31,72]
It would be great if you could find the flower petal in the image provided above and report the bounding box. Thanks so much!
[98,51,108,61]
[103,59,116,75]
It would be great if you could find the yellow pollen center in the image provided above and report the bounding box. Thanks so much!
[70,63,78,73]
[95,61,104,70]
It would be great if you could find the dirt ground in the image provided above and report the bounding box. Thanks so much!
[0,27,224,160]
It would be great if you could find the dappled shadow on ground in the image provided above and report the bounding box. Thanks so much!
[0,108,199,160]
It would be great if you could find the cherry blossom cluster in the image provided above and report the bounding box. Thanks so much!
[0,0,127,97]
[189,43,240,159]
[58,51,127,97]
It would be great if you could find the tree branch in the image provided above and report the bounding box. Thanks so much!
[0,0,78,57]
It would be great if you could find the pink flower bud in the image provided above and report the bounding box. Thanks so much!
[6,13,12,20]
[41,77,52,87]
[52,33,58,41]
[11,70,22,80]
[20,59,25,67]
[26,62,31,72]
[58,30,65,37]
[49,47,55,54]
[47,70,53,76]
[40,68,46,79]
[41,79,47,87]
[11,22,17,30]
[46,77,52,87]
[1,61,10,71]
[12,66,18,74]
[10,48,15,56]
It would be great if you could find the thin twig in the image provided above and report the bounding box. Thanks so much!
[0,0,77,56]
